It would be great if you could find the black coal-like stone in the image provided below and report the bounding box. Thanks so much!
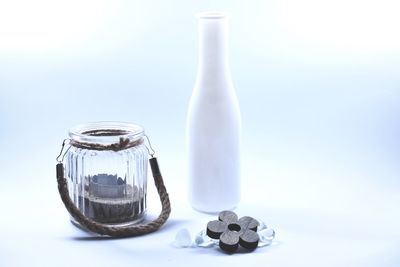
[219,231,240,253]
[90,174,127,198]
[78,182,144,224]
[117,177,126,185]
[92,174,118,185]
[207,220,227,239]
[239,230,259,250]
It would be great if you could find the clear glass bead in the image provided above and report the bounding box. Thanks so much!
[258,228,276,247]
[173,228,192,248]
[257,220,268,231]
[194,230,219,248]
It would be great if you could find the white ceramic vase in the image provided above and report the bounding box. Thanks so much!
[187,12,241,213]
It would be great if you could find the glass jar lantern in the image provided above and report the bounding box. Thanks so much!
[64,122,148,226]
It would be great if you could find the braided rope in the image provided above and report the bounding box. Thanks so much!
[56,133,171,237]
[70,130,144,152]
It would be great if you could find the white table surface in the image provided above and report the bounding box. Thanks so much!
[1,152,399,267]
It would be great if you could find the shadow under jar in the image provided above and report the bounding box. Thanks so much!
[65,122,148,227]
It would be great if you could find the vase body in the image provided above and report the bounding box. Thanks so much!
[187,12,241,212]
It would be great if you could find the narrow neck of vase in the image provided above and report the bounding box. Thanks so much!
[196,13,231,84]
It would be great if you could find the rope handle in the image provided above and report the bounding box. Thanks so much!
[56,157,171,237]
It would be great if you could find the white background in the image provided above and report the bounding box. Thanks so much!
[0,0,399,266]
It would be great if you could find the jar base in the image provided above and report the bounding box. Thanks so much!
[70,212,146,234]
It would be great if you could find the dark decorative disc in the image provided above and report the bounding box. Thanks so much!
[219,231,240,253]
[238,216,259,232]
[207,220,227,239]
[218,210,238,224]
[239,230,259,250]
[206,211,266,254]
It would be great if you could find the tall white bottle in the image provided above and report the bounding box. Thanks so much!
[187,12,241,213]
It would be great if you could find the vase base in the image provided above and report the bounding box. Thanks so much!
[191,203,238,214]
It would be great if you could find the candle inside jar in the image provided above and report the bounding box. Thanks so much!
[76,174,146,224]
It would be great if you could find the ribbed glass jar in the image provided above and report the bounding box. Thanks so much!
[65,122,148,227]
